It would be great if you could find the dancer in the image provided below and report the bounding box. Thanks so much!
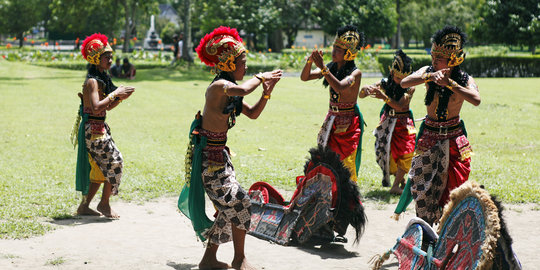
[73,33,134,218]
[178,26,281,270]
[300,25,365,182]
[360,50,416,194]
[395,26,480,225]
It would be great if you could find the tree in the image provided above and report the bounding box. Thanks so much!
[49,0,122,40]
[119,0,159,52]
[0,0,49,48]
[192,0,280,51]
[475,0,540,54]
[318,0,397,44]
[181,0,193,62]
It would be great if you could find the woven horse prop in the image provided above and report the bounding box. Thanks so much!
[370,180,521,270]
[247,146,367,245]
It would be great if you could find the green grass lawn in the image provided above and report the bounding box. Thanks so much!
[0,61,539,238]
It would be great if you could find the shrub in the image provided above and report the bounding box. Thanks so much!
[377,55,540,77]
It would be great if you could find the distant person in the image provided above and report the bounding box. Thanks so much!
[121,58,136,80]
[171,34,179,65]
[75,33,134,218]
[110,58,121,78]
[178,33,184,59]
[395,25,481,225]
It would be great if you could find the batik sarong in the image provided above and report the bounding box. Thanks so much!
[84,121,123,195]
[408,117,472,224]
[317,102,364,181]
[179,117,251,245]
[373,109,416,186]
[75,106,123,196]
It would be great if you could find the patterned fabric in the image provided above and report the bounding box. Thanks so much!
[84,122,123,195]
[374,111,416,186]
[201,147,251,245]
[409,118,472,224]
[374,113,397,186]
[317,103,363,181]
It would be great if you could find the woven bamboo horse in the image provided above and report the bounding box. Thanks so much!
[247,146,367,245]
[370,180,521,270]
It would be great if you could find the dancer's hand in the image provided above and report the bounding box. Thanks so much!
[371,87,387,100]
[262,70,282,95]
[260,69,283,81]
[115,85,135,100]
[311,50,325,70]
[363,84,379,96]
[432,68,451,87]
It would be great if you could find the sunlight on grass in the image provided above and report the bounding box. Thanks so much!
[0,61,538,238]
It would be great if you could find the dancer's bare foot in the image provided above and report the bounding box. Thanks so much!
[77,203,101,216]
[198,260,230,270]
[389,186,403,195]
[232,257,257,270]
[97,202,119,218]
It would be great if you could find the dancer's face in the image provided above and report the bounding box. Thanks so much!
[431,55,449,71]
[332,45,345,63]
[99,52,113,70]
[232,53,247,81]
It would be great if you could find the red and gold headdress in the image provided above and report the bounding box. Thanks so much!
[81,33,113,65]
[196,26,246,72]
[431,33,465,67]
[333,31,360,61]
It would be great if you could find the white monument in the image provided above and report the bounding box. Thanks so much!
[143,15,163,50]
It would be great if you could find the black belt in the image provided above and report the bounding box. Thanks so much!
[329,105,355,112]
[88,116,106,121]
[386,109,409,117]
[424,123,461,135]
[207,138,227,146]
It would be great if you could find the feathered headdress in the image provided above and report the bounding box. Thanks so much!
[81,33,113,65]
[195,26,246,72]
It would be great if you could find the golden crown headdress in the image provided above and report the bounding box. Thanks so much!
[431,33,465,67]
[196,26,246,72]
[388,54,412,80]
[333,31,360,61]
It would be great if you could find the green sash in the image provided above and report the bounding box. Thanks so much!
[355,104,364,174]
[178,117,214,242]
[75,104,91,195]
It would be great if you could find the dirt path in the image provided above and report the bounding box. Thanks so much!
[0,197,537,269]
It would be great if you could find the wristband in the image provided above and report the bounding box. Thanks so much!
[263,94,271,100]
[321,66,330,75]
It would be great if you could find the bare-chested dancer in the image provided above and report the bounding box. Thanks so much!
[394,26,480,225]
[178,26,281,270]
[74,33,134,218]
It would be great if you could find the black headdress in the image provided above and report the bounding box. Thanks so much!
[86,65,117,95]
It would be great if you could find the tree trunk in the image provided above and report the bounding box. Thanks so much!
[268,29,283,53]
[122,2,130,53]
[18,32,23,48]
[394,0,401,49]
[182,0,193,62]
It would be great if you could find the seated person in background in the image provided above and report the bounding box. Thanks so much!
[121,58,136,80]
[109,58,122,78]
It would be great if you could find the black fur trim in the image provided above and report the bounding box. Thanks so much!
[303,145,367,244]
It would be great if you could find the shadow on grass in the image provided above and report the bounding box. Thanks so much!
[166,261,198,270]
[294,242,358,259]
[49,215,114,226]
[364,189,401,203]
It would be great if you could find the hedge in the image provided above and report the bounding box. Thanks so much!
[377,55,540,77]
[31,61,172,70]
